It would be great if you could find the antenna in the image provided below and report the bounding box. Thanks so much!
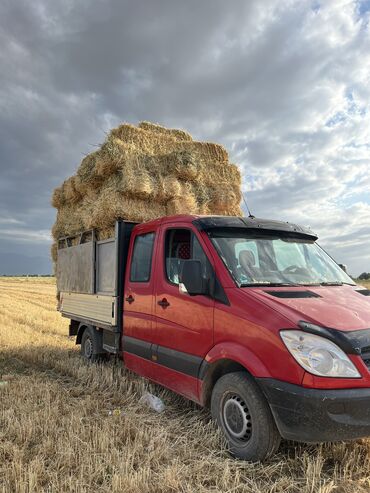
[242,191,254,218]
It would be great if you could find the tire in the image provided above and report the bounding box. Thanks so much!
[80,326,105,362]
[211,371,281,461]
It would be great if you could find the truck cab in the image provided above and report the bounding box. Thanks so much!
[58,215,370,461]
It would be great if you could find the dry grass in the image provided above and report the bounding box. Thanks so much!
[358,280,370,289]
[1,277,370,493]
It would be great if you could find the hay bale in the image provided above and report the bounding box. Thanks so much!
[76,152,104,192]
[157,175,182,202]
[166,151,200,181]
[95,152,120,177]
[63,176,82,204]
[50,242,58,263]
[138,121,193,141]
[52,205,86,239]
[51,122,243,244]
[89,191,167,229]
[51,186,65,208]
[166,182,198,216]
[111,124,228,163]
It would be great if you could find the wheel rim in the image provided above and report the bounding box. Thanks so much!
[84,336,93,359]
[222,394,252,442]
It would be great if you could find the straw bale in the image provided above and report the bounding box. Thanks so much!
[63,176,82,204]
[212,203,243,216]
[157,175,182,202]
[52,122,243,245]
[76,152,104,192]
[90,191,167,230]
[166,151,200,181]
[110,124,228,163]
[166,182,198,216]
[102,166,155,202]
[52,205,85,240]
[51,186,65,209]
[200,161,241,188]
[95,151,120,177]
[96,228,116,241]
[129,172,154,199]
[50,242,58,263]
[110,124,161,155]
[138,121,193,141]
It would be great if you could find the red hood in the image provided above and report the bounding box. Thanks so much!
[248,285,370,331]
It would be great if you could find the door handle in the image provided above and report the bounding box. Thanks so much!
[157,298,170,308]
[125,295,135,304]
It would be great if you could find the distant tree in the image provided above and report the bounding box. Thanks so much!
[359,272,370,280]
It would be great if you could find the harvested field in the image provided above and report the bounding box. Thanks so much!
[359,280,370,289]
[1,277,370,493]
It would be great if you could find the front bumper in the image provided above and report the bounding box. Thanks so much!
[257,378,370,442]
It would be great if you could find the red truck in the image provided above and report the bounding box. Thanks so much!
[57,214,370,461]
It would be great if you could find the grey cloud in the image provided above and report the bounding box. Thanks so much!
[0,0,369,275]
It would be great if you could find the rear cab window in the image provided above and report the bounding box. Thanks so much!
[130,232,155,282]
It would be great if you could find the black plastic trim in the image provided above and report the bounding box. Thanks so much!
[193,216,317,240]
[123,335,206,379]
[299,321,370,355]
[258,377,370,442]
[68,319,79,336]
[116,220,137,336]
[198,359,210,381]
[123,335,152,360]
[266,290,322,299]
[357,289,370,296]
[156,346,203,378]
[211,275,230,305]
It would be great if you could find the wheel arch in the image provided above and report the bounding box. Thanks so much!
[76,323,90,345]
[200,342,271,407]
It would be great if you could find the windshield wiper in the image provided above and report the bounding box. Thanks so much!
[320,281,343,286]
[240,282,300,287]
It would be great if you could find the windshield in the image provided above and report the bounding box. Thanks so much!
[210,232,355,287]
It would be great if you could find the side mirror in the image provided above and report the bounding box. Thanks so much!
[180,260,207,296]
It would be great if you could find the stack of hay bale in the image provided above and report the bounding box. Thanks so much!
[51,122,242,261]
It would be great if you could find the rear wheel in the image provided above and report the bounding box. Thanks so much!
[80,326,105,362]
[211,371,281,461]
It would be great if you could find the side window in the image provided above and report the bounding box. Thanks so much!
[165,229,212,285]
[130,232,155,282]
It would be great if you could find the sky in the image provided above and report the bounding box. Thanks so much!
[0,0,369,276]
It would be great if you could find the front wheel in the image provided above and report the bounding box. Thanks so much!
[211,372,281,461]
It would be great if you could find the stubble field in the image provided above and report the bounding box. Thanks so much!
[1,277,370,493]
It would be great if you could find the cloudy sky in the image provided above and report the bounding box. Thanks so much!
[0,0,369,275]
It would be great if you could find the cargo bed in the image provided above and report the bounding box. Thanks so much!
[57,220,137,352]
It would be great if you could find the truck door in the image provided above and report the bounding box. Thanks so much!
[152,225,215,401]
[122,223,158,380]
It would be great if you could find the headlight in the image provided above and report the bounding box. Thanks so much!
[280,330,361,378]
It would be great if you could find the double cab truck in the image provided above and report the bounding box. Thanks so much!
[57,214,370,461]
